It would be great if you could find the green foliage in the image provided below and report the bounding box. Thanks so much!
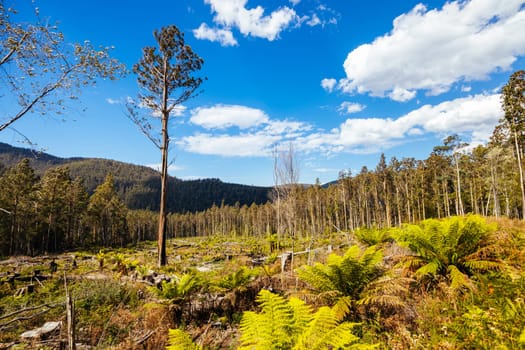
[153,271,203,300]
[297,245,384,302]
[392,215,502,291]
[217,266,259,290]
[166,329,202,350]
[74,279,137,312]
[354,227,392,246]
[238,289,375,350]
[239,290,300,349]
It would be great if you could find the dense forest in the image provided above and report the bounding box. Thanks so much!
[0,142,270,212]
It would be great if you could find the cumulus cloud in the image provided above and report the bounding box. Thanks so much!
[190,104,269,129]
[180,104,311,157]
[179,133,280,157]
[193,23,238,46]
[337,0,525,100]
[314,93,504,153]
[179,94,502,157]
[338,101,366,115]
[196,0,298,42]
[321,78,337,92]
[194,0,337,44]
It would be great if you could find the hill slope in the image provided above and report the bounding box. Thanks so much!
[0,142,271,212]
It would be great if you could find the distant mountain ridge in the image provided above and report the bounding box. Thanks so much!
[0,142,272,213]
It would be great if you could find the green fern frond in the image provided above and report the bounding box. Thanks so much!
[360,246,384,270]
[289,297,313,334]
[464,259,503,272]
[297,263,337,294]
[332,296,353,321]
[294,306,360,350]
[520,327,525,345]
[176,272,202,296]
[415,260,441,277]
[218,266,259,290]
[358,275,410,309]
[342,245,362,261]
[166,329,202,350]
[239,289,294,349]
[447,265,473,291]
[239,311,273,350]
[354,227,392,246]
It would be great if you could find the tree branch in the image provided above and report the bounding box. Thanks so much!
[0,33,29,67]
[0,67,72,132]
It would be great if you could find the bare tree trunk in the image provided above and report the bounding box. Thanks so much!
[454,154,464,216]
[64,273,76,350]
[158,69,169,266]
[514,130,525,219]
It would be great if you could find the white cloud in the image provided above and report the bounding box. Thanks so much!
[263,120,311,136]
[289,0,301,5]
[171,105,187,117]
[321,78,337,92]
[193,23,238,46]
[180,94,503,157]
[307,13,321,26]
[302,93,503,154]
[181,104,312,157]
[201,0,298,41]
[106,98,120,105]
[388,88,416,102]
[190,104,269,129]
[338,101,365,115]
[179,133,280,157]
[339,0,525,100]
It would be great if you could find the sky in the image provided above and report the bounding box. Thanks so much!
[1,0,525,186]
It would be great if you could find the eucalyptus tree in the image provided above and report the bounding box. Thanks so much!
[501,70,525,218]
[127,25,204,266]
[0,1,125,133]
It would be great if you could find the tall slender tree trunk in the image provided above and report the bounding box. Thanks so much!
[454,154,464,216]
[158,114,169,266]
[514,129,525,219]
[158,59,169,267]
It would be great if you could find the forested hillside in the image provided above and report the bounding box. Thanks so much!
[0,142,271,213]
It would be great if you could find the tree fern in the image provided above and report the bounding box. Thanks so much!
[297,245,384,301]
[154,271,202,300]
[358,275,410,310]
[393,215,502,292]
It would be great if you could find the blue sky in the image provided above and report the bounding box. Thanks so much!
[1,0,524,186]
